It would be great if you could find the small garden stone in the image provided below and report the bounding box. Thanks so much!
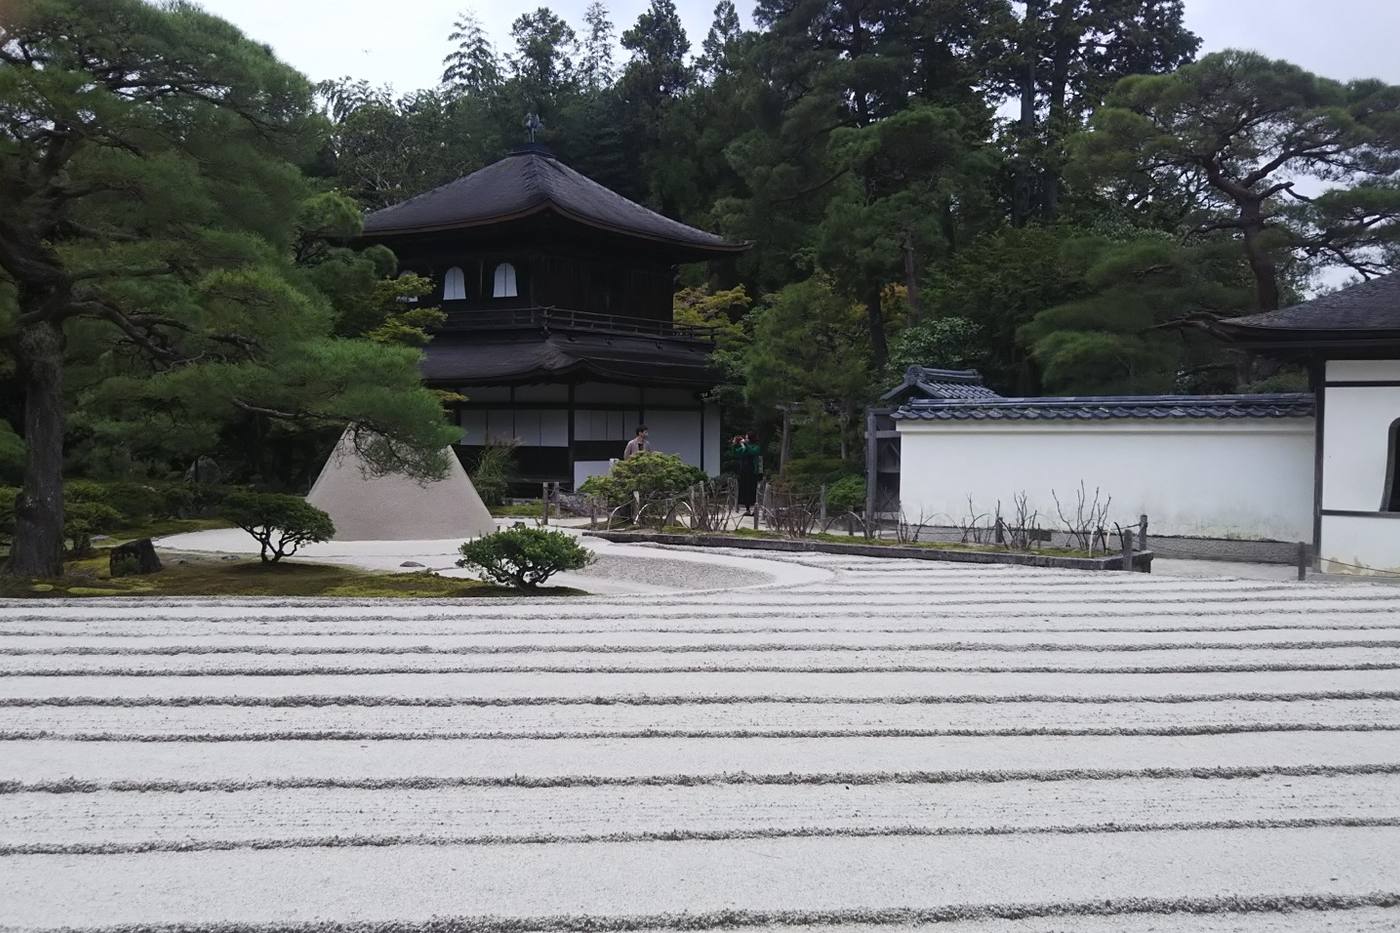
[109,538,162,576]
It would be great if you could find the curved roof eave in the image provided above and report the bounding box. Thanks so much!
[365,202,751,255]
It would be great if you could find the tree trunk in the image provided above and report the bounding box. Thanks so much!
[778,405,792,475]
[902,232,922,325]
[1011,1,1042,227]
[1239,202,1281,311]
[865,285,889,369]
[6,318,66,578]
[1041,1,1076,220]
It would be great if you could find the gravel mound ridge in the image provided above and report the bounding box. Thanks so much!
[2,553,1399,931]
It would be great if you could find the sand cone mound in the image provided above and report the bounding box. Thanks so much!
[306,428,495,541]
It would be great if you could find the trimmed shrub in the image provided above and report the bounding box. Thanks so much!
[0,485,18,546]
[67,480,165,525]
[457,527,594,589]
[578,452,706,507]
[221,491,335,563]
[64,501,123,556]
[2,487,123,555]
[825,475,867,514]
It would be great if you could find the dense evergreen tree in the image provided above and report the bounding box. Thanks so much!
[0,0,458,576]
[1075,51,1400,311]
[507,7,579,114]
[442,9,503,94]
[9,0,1400,535]
[580,1,616,91]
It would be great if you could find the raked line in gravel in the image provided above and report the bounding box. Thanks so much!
[2,547,1399,932]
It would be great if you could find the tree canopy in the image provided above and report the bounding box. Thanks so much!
[6,0,1400,571]
[0,0,458,575]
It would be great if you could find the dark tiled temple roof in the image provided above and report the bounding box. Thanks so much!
[422,332,717,388]
[893,393,1316,422]
[1217,272,1400,353]
[362,145,745,256]
[879,367,1004,403]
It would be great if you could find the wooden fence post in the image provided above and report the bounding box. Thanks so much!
[1120,528,1135,572]
[541,483,550,526]
[1297,541,1309,581]
[1138,514,1148,552]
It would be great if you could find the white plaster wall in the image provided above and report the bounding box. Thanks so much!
[573,459,614,488]
[1320,380,1400,513]
[703,403,721,476]
[896,419,1315,541]
[646,409,703,468]
[1320,514,1400,574]
[1327,359,1400,382]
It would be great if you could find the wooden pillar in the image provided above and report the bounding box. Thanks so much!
[566,382,576,491]
[864,408,879,525]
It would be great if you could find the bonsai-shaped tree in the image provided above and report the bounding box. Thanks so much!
[457,527,593,589]
[221,492,335,563]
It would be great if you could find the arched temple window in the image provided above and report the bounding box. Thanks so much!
[443,266,467,301]
[492,262,519,299]
[1384,418,1400,512]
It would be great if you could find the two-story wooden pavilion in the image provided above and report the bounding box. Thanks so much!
[358,143,747,489]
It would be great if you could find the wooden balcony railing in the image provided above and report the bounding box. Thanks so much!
[438,306,718,342]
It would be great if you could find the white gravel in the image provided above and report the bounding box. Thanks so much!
[4,829,1398,926]
[2,548,1399,931]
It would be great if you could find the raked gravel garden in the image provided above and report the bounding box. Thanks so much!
[2,546,1399,931]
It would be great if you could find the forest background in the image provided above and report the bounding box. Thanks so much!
[4,0,1400,571]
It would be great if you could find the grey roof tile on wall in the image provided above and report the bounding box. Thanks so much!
[893,393,1316,422]
[879,367,1004,403]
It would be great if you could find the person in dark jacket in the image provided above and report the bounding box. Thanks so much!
[732,433,762,515]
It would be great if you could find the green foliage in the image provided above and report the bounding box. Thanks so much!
[0,424,23,484]
[64,501,123,557]
[1075,50,1400,309]
[886,317,987,378]
[826,475,867,515]
[0,486,17,546]
[66,480,164,525]
[470,441,518,507]
[673,285,751,351]
[457,527,594,589]
[782,456,856,493]
[1020,235,1252,393]
[578,452,706,506]
[1,0,461,576]
[220,491,334,563]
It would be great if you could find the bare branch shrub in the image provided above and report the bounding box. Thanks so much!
[761,483,822,537]
[958,495,993,544]
[1052,481,1112,554]
[896,508,931,544]
[686,478,738,533]
[995,491,1043,551]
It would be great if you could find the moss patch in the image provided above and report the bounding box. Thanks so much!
[491,502,545,518]
[0,552,564,599]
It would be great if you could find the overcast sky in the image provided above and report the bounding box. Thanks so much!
[195,0,1400,95]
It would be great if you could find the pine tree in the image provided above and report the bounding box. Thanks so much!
[441,9,502,94]
[508,8,579,111]
[580,1,615,92]
[0,0,459,577]
[698,1,742,81]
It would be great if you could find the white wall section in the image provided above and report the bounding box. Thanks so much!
[896,419,1315,541]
